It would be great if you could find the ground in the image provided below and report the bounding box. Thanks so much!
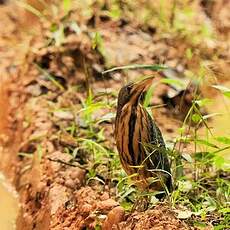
[0,1,229,230]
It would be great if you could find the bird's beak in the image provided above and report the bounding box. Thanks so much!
[131,77,154,95]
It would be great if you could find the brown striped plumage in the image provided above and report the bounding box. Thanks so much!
[115,77,172,198]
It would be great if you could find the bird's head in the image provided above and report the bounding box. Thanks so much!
[117,77,154,112]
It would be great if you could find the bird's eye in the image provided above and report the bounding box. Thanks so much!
[127,84,133,92]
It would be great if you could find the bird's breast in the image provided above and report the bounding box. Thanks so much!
[115,104,149,175]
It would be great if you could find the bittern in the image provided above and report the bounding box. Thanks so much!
[115,77,172,199]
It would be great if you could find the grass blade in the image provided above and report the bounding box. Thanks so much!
[35,64,65,91]
[102,64,168,74]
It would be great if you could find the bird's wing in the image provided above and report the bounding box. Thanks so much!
[139,107,173,191]
[137,106,170,172]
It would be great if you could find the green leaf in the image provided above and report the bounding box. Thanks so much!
[78,138,108,155]
[212,85,230,98]
[219,208,230,214]
[144,85,154,107]
[52,24,65,46]
[212,85,230,92]
[69,21,81,34]
[215,136,230,145]
[182,152,193,163]
[192,113,201,123]
[97,112,115,123]
[223,91,230,98]
[92,32,103,49]
[194,152,215,161]
[87,176,105,185]
[194,221,207,228]
[97,128,105,141]
[108,5,121,20]
[214,155,225,169]
[37,144,43,163]
[195,98,212,107]
[18,152,33,158]
[92,32,105,57]
[95,223,102,230]
[50,23,58,32]
[214,225,229,230]
[120,201,133,211]
[63,0,71,14]
[160,78,185,87]
[195,139,219,149]
[120,187,136,200]
[202,113,221,120]
[102,64,168,74]
[178,126,185,134]
[185,48,193,60]
[178,180,193,192]
[35,64,65,91]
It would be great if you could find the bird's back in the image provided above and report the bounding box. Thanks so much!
[144,109,172,193]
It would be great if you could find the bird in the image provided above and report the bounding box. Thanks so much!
[115,77,172,201]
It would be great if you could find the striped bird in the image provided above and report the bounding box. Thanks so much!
[115,77,172,198]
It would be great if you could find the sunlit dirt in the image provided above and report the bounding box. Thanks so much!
[0,173,18,230]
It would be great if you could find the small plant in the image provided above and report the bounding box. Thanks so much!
[168,77,230,228]
[77,89,110,133]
